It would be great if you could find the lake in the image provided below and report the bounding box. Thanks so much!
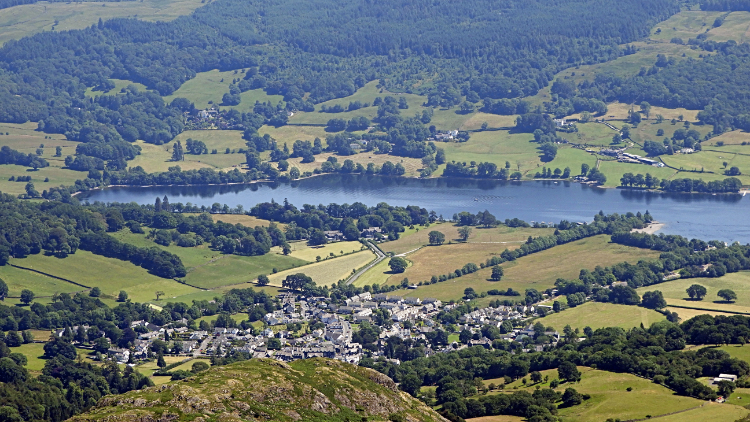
[79,174,750,243]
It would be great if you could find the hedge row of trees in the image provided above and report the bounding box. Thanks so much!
[620,173,742,193]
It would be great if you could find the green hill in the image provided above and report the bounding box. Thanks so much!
[68,358,446,422]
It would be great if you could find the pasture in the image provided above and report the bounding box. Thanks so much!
[127,131,248,173]
[398,235,659,301]
[535,302,665,332]
[0,0,205,45]
[7,250,201,303]
[274,241,367,262]
[636,271,750,314]
[183,253,307,290]
[164,69,284,112]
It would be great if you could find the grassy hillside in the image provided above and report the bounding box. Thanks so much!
[0,0,205,45]
[495,366,746,422]
[68,358,447,422]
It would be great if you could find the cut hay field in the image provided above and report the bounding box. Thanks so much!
[274,241,367,262]
[0,0,205,45]
[205,214,278,227]
[380,224,556,255]
[267,249,376,287]
[535,302,665,331]
[7,251,201,303]
[636,271,750,314]
[258,125,329,148]
[0,164,86,196]
[398,235,659,301]
[666,306,735,321]
[385,243,513,286]
[498,367,717,422]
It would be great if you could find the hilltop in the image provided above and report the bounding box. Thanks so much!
[67,358,446,422]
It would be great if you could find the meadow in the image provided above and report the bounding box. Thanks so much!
[15,342,94,373]
[636,271,750,315]
[534,302,665,331]
[7,250,201,303]
[485,367,721,422]
[127,131,248,173]
[0,0,205,45]
[163,69,283,112]
[396,235,659,301]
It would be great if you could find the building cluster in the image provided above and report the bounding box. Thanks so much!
[64,289,559,367]
[597,148,666,167]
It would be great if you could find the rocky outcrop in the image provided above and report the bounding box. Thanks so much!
[68,358,447,422]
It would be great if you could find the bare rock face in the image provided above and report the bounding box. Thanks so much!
[67,358,448,422]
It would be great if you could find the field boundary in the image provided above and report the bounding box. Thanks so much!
[667,304,750,315]
[9,262,91,289]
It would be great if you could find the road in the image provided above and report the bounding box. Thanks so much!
[346,240,386,285]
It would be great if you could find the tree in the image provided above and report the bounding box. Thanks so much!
[400,373,422,397]
[458,226,472,241]
[157,352,166,368]
[717,380,736,398]
[155,291,165,301]
[25,182,39,198]
[558,361,581,382]
[562,387,583,407]
[191,361,210,373]
[289,166,301,179]
[0,278,7,300]
[718,289,737,303]
[282,273,314,291]
[93,337,111,353]
[267,338,282,350]
[490,265,503,281]
[459,329,472,344]
[428,231,445,245]
[640,101,651,120]
[389,257,408,273]
[257,274,270,286]
[89,287,101,297]
[686,284,707,300]
[171,140,184,161]
[641,290,667,309]
[581,163,590,176]
[117,290,128,302]
[530,371,542,384]
[20,289,34,305]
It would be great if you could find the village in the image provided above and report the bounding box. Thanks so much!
[58,289,557,369]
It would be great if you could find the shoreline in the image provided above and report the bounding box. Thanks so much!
[631,222,665,235]
[70,173,746,198]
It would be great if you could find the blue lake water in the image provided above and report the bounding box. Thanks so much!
[79,174,750,243]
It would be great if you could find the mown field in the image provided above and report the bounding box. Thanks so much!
[396,235,659,301]
[380,223,556,255]
[0,0,205,45]
[164,69,283,112]
[535,302,665,331]
[266,249,376,287]
[15,342,95,373]
[636,271,750,315]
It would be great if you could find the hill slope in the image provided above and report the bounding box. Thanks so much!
[68,358,446,422]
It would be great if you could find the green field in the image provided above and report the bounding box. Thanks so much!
[277,241,367,262]
[535,302,665,332]
[0,0,205,45]
[0,263,83,297]
[164,69,284,112]
[15,342,93,373]
[128,131,248,173]
[496,367,718,422]
[636,271,750,314]
[7,250,201,303]
[396,235,659,301]
[183,253,307,290]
